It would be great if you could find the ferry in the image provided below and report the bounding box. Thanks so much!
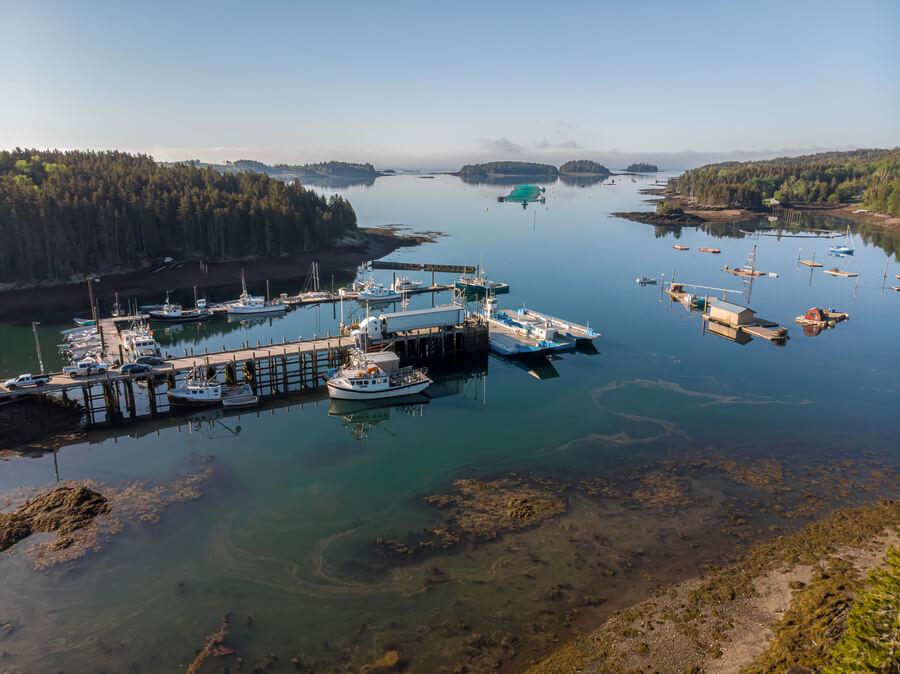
[326,348,431,400]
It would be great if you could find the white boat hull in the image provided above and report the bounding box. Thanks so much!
[327,379,430,400]
[226,305,286,315]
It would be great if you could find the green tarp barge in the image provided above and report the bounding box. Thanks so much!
[498,184,545,205]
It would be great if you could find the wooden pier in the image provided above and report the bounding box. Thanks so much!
[370,261,477,274]
[1,318,489,426]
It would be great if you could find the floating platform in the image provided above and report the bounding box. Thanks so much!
[823,268,858,278]
[673,244,689,251]
[799,259,823,268]
[698,246,721,254]
[484,300,598,357]
[703,299,788,345]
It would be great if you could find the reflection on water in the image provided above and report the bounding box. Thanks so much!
[0,174,898,672]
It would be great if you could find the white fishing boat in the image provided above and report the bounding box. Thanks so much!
[167,367,254,407]
[148,293,211,322]
[357,281,401,302]
[391,275,422,292]
[326,348,431,400]
[122,323,162,359]
[227,271,287,315]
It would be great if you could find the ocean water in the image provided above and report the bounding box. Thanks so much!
[0,174,898,672]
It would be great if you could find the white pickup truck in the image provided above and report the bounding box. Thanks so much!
[63,359,108,378]
[3,373,50,390]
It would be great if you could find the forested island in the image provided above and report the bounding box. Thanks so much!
[458,161,559,179]
[559,160,610,176]
[0,150,359,286]
[625,162,658,172]
[184,159,383,185]
[671,148,900,214]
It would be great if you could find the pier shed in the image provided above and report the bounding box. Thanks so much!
[707,300,755,328]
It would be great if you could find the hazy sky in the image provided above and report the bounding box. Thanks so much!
[1,0,898,168]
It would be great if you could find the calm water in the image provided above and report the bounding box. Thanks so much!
[1,175,898,672]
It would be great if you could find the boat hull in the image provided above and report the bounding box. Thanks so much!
[326,379,430,400]
[166,393,221,407]
[226,305,286,315]
[454,282,510,296]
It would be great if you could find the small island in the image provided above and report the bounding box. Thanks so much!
[457,161,558,179]
[625,162,659,173]
[612,200,706,226]
[559,160,610,177]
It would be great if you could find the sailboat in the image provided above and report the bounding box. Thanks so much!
[226,270,287,315]
[724,245,777,278]
[299,261,332,301]
[829,226,855,255]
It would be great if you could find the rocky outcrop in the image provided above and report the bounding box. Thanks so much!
[0,485,108,552]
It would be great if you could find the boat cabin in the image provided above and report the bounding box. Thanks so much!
[707,299,756,327]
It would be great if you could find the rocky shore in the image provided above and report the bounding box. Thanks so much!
[529,500,899,674]
[0,226,433,320]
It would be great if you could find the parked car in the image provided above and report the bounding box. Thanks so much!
[3,373,50,390]
[135,355,166,366]
[120,363,152,375]
[63,359,108,378]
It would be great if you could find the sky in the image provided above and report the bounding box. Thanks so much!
[1,0,898,169]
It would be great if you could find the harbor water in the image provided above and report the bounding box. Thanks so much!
[0,174,898,672]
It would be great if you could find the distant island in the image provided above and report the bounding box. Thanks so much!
[559,160,610,177]
[625,162,658,173]
[0,150,359,287]
[458,161,558,180]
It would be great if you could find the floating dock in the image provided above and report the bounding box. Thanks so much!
[703,299,788,344]
[483,300,599,357]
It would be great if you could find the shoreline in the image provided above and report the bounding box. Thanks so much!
[529,499,899,673]
[0,227,428,321]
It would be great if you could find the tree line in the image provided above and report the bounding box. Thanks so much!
[671,149,900,215]
[0,149,358,285]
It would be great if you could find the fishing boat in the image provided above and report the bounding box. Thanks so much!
[148,293,211,322]
[635,276,658,285]
[357,281,401,302]
[226,271,287,315]
[665,282,706,310]
[122,323,162,359]
[698,246,721,254]
[672,244,689,251]
[391,275,422,292]
[326,348,431,400]
[167,367,255,408]
[221,391,259,409]
[454,268,510,296]
[829,226,855,255]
